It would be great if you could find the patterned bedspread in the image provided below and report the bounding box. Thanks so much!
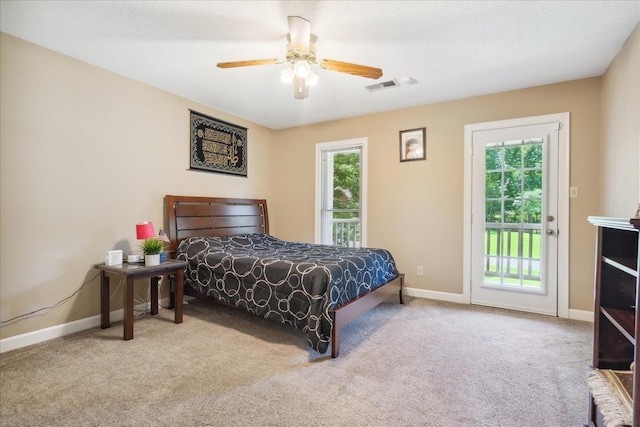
[176,233,399,354]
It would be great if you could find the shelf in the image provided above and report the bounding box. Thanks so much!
[603,256,639,277]
[590,217,640,427]
[596,358,635,370]
[601,306,636,345]
[588,216,640,232]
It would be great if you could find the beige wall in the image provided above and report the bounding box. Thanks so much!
[0,34,275,339]
[272,78,602,312]
[2,21,638,343]
[600,23,640,216]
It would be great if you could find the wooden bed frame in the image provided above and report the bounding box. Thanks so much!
[165,195,404,358]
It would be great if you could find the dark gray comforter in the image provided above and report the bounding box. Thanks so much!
[176,233,399,354]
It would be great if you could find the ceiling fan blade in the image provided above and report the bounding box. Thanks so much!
[217,59,279,68]
[288,16,311,52]
[319,59,383,79]
[318,59,382,79]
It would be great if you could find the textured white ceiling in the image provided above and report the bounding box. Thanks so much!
[1,1,639,129]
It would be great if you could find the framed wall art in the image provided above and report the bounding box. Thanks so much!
[189,110,247,176]
[399,127,426,162]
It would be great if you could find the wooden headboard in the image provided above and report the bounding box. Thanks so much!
[164,195,269,254]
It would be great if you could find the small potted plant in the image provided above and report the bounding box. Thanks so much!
[140,238,164,266]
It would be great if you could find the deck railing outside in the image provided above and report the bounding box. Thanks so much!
[485,222,541,284]
[329,209,361,248]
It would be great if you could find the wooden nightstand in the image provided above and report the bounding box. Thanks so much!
[95,259,188,340]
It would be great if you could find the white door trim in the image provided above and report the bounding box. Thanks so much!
[315,137,368,246]
[463,113,570,318]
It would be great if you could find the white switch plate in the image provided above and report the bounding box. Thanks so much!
[417,266,424,276]
[570,186,579,198]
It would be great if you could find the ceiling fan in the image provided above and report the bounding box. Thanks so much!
[216,16,383,100]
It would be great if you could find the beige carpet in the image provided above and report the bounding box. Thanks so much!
[0,297,592,426]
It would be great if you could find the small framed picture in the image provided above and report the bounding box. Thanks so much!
[399,127,426,162]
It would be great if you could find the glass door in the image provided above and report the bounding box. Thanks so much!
[315,138,367,248]
[471,122,559,315]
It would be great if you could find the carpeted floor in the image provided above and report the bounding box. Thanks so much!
[0,297,592,426]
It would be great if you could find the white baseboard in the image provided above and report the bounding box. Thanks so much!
[404,286,593,322]
[0,298,170,354]
[568,308,593,322]
[1,291,593,354]
[403,286,468,304]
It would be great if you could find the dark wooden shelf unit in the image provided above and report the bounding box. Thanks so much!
[588,216,640,426]
[601,307,636,344]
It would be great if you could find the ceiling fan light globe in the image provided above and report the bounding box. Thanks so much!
[281,67,295,84]
[306,71,319,87]
[293,59,311,78]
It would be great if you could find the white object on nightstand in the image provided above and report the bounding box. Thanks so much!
[105,250,123,266]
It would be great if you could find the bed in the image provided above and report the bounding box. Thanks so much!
[165,195,404,358]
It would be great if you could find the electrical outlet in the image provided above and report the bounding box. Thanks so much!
[417,266,424,276]
[570,186,579,198]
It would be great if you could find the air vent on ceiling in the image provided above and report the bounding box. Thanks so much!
[366,79,400,92]
[366,77,417,92]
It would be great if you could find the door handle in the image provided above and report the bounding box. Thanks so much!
[547,229,556,235]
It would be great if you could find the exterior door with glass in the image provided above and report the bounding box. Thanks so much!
[470,121,560,316]
[315,138,367,248]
